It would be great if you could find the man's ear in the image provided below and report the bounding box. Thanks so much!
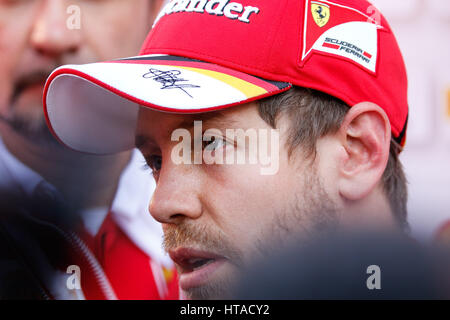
[337,102,391,201]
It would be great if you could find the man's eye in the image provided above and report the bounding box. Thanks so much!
[146,155,162,172]
[202,136,226,152]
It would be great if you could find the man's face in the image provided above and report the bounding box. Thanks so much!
[0,0,160,144]
[136,103,339,299]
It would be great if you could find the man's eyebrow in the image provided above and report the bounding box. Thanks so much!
[135,111,239,148]
[178,111,238,130]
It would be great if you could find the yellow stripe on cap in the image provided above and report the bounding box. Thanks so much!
[178,66,267,99]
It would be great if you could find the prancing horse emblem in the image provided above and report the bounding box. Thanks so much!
[311,2,330,27]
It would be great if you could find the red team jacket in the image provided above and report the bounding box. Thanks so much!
[76,213,179,300]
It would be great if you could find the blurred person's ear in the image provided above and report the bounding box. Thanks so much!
[336,102,391,201]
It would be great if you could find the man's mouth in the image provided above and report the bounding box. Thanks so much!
[169,248,228,291]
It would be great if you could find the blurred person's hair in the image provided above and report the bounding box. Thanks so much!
[258,87,408,227]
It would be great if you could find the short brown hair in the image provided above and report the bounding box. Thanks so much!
[258,87,408,227]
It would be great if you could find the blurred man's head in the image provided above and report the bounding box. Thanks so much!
[235,229,450,299]
[0,0,163,145]
[43,0,409,299]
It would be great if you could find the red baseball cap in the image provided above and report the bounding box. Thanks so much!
[43,0,408,154]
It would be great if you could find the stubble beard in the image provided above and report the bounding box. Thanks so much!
[162,222,244,300]
[1,108,60,148]
[0,70,61,148]
[162,165,338,300]
[262,165,339,254]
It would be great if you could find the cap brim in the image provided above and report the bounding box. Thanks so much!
[43,55,291,154]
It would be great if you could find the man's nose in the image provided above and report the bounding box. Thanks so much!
[149,161,203,225]
[30,0,81,57]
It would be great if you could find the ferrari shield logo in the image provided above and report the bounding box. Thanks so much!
[311,2,330,27]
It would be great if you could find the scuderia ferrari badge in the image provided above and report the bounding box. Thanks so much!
[301,0,385,73]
